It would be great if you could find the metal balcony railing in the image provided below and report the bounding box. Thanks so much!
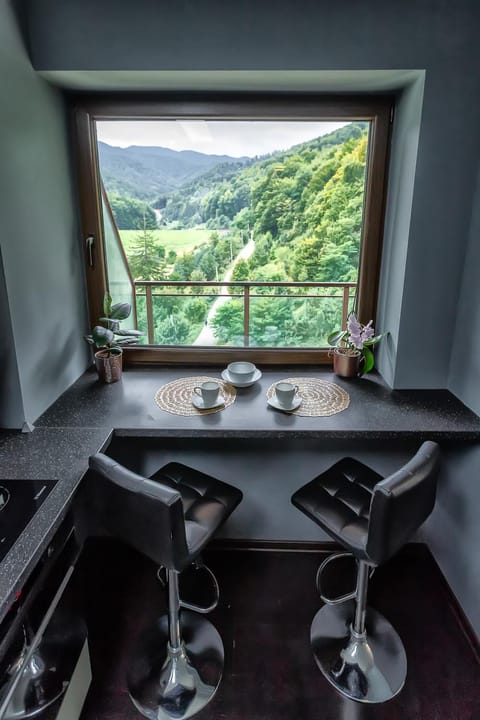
[134,280,356,346]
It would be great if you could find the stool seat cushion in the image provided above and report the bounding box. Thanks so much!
[150,462,243,558]
[292,457,382,560]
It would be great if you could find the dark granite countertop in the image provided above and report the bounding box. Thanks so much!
[0,364,479,621]
[35,366,480,439]
[0,428,109,622]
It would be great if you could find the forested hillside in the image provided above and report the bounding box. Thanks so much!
[158,121,368,284]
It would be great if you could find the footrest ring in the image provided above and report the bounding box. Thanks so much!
[179,564,220,614]
[316,552,357,605]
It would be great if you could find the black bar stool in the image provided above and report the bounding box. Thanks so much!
[291,441,440,704]
[88,454,242,720]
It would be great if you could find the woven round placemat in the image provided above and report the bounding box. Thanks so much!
[266,377,350,417]
[155,376,236,416]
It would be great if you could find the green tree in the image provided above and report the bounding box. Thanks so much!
[128,223,164,280]
[185,298,208,324]
[109,194,157,230]
[189,269,207,294]
[156,314,190,344]
[232,206,253,234]
[171,253,196,280]
[211,301,244,344]
[231,259,250,282]
[249,297,295,346]
[249,233,272,269]
[291,237,324,281]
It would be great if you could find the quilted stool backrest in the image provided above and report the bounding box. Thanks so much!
[366,441,440,565]
[88,453,189,571]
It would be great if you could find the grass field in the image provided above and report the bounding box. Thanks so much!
[119,228,211,256]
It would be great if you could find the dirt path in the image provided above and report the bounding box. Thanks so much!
[193,238,255,345]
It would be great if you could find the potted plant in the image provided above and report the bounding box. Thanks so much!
[85,293,142,383]
[328,312,384,378]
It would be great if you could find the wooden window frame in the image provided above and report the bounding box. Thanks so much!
[73,93,392,365]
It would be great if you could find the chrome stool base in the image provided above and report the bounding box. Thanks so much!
[311,601,407,703]
[127,611,224,720]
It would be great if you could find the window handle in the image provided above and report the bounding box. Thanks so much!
[85,234,95,267]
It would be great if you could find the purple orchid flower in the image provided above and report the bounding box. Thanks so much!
[346,314,375,350]
[361,320,375,343]
[346,313,364,349]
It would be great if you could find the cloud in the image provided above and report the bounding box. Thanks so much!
[96,120,350,158]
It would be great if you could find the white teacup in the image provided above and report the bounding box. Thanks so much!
[227,361,256,383]
[275,381,299,407]
[193,381,220,407]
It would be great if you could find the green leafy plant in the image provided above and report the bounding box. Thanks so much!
[328,312,384,375]
[85,292,142,356]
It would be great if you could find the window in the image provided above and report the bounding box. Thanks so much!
[74,95,391,364]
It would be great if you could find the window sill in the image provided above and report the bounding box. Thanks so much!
[123,346,333,365]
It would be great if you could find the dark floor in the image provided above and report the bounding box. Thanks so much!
[79,540,479,720]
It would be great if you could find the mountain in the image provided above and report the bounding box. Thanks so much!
[97,142,248,200]
[162,122,368,229]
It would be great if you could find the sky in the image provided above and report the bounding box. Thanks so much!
[96,120,350,158]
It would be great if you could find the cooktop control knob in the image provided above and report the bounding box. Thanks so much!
[0,486,11,511]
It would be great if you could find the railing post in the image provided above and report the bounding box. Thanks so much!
[342,285,350,329]
[146,285,154,344]
[244,285,250,347]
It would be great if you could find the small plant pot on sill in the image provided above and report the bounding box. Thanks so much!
[332,347,361,378]
[95,349,123,384]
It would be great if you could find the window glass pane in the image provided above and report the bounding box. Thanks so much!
[102,191,134,321]
[96,119,369,348]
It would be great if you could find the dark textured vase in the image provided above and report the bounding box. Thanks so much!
[333,348,361,378]
[95,349,123,383]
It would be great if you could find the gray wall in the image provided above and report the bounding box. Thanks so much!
[376,74,424,386]
[422,445,480,637]
[422,163,480,637]
[0,0,89,428]
[449,166,480,408]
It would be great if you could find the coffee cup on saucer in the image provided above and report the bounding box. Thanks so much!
[275,381,299,408]
[227,361,256,383]
[193,381,221,407]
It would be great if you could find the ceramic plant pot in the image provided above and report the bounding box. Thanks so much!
[332,348,361,378]
[95,349,123,383]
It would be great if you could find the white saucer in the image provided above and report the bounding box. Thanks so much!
[267,394,302,413]
[192,395,225,410]
[221,368,262,388]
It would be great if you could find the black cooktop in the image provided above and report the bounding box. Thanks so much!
[0,480,58,563]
